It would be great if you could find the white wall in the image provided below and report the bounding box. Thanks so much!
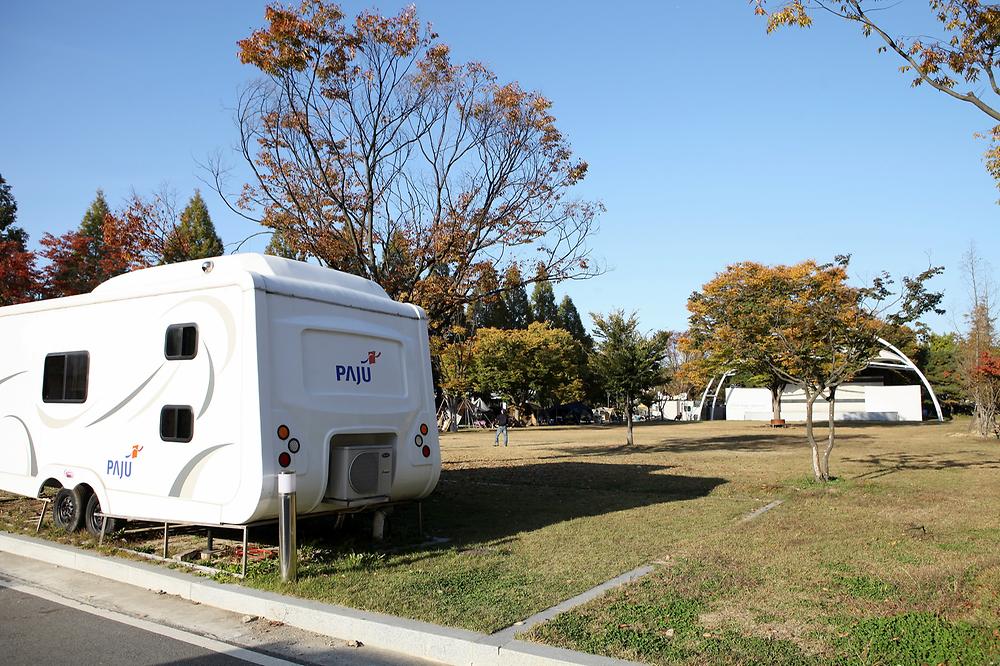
[862,385,922,422]
[723,382,922,422]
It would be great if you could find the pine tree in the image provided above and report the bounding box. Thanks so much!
[79,189,110,279]
[265,228,306,260]
[0,174,27,248]
[503,265,532,329]
[40,190,110,296]
[162,191,224,263]
[0,174,40,305]
[531,280,559,327]
[557,295,593,350]
[465,265,510,331]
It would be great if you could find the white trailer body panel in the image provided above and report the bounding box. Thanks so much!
[0,254,439,526]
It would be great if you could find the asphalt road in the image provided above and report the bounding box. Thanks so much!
[1,586,253,665]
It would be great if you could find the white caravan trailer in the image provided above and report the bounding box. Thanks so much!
[0,254,440,535]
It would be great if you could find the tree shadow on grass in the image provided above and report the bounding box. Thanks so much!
[846,451,1000,479]
[547,432,871,457]
[420,461,727,548]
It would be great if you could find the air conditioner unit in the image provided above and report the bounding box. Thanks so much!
[327,444,393,502]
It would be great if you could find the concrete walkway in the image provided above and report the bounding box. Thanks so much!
[0,532,642,666]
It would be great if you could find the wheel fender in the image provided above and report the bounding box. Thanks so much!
[35,465,109,509]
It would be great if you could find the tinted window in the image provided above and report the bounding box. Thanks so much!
[42,352,89,403]
[160,405,194,442]
[165,324,198,360]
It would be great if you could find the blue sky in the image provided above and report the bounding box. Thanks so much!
[2,1,995,334]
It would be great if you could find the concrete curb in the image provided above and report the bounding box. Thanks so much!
[0,532,642,666]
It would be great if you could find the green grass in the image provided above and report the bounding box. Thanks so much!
[835,612,1000,665]
[3,417,1000,664]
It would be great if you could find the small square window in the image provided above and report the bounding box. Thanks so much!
[42,352,89,403]
[165,324,198,360]
[160,405,194,442]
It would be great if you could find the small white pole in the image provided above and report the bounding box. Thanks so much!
[278,471,297,582]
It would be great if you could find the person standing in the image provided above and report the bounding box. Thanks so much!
[494,409,509,447]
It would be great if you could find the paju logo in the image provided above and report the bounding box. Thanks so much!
[335,350,380,385]
[107,444,142,479]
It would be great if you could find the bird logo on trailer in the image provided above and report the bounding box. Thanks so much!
[107,444,142,479]
[335,350,380,385]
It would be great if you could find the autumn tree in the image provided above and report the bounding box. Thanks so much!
[218,2,600,331]
[763,258,943,481]
[590,310,670,445]
[101,190,181,275]
[161,191,224,264]
[685,262,796,422]
[960,245,999,435]
[471,322,584,419]
[755,1,1000,194]
[435,326,476,430]
[0,174,41,305]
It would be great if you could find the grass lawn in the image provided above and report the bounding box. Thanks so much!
[2,418,999,664]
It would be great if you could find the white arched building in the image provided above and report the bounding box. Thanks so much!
[701,338,943,423]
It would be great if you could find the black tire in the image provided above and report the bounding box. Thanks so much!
[52,487,86,532]
[84,492,121,538]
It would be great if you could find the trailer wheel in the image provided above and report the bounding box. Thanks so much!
[53,487,86,532]
[84,493,121,537]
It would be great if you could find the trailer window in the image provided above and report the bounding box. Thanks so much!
[164,324,198,360]
[160,406,194,442]
[42,352,89,403]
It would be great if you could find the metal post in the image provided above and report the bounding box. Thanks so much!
[278,471,297,582]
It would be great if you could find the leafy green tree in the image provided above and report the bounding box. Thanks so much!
[162,191,224,263]
[503,265,533,329]
[472,322,584,418]
[590,310,670,445]
[920,332,968,415]
[531,279,559,326]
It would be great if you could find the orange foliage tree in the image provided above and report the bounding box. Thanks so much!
[685,262,797,422]
[755,0,1000,194]
[40,190,181,298]
[687,257,942,481]
[971,350,1000,437]
[215,1,601,329]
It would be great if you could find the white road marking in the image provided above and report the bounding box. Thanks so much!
[740,499,784,523]
[0,578,298,666]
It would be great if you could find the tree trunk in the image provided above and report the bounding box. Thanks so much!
[821,386,837,480]
[625,403,634,446]
[770,383,784,421]
[804,391,822,481]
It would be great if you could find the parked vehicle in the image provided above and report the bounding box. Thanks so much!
[0,254,440,535]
